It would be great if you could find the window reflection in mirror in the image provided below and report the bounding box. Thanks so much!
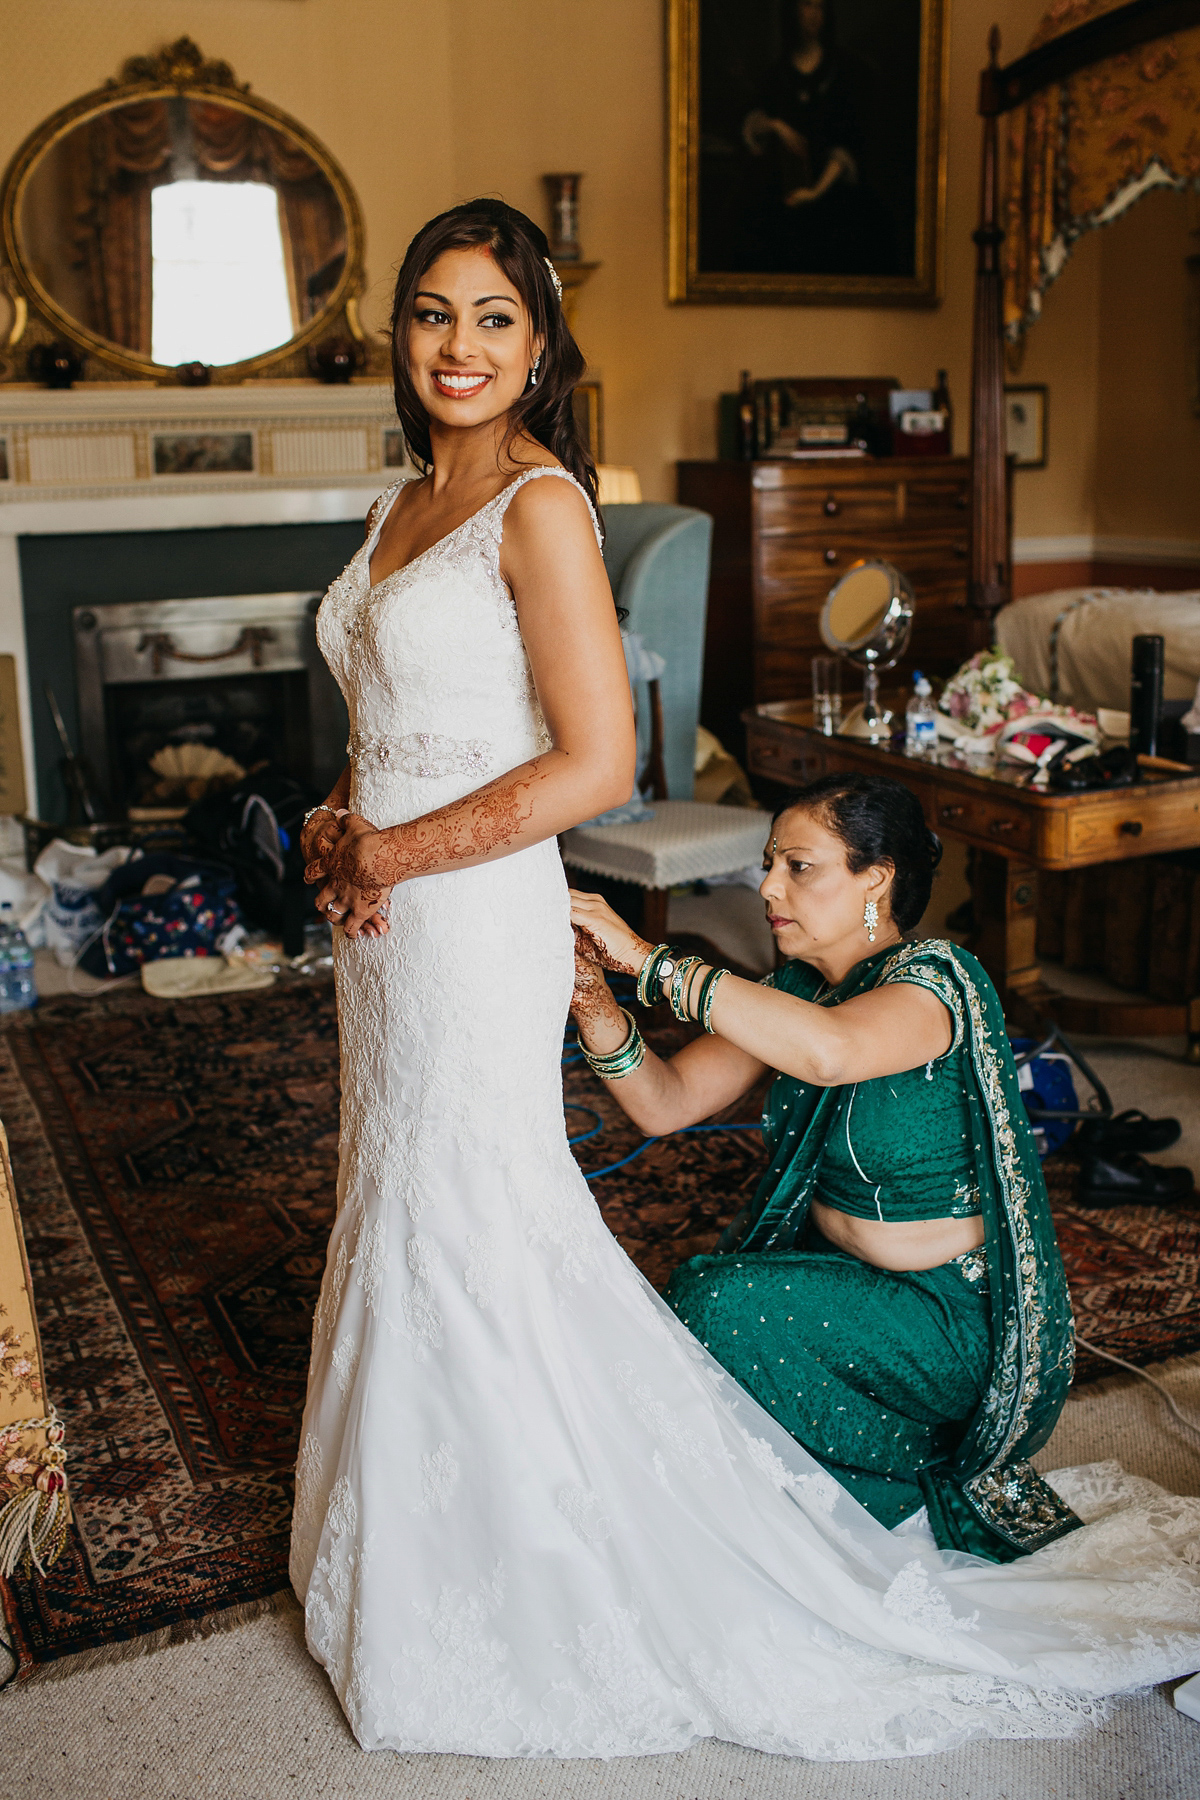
[17,97,348,368]
[150,181,293,365]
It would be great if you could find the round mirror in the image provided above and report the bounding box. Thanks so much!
[819,559,914,741]
[1,41,367,382]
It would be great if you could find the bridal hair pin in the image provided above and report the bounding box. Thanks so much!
[544,258,563,302]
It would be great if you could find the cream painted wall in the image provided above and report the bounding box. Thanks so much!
[1094,188,1200,542]
[0,0,1107,541]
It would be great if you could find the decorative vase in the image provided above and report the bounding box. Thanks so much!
[543,173,582,263]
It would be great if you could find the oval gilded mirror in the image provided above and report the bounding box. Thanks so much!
[1,38,368,383]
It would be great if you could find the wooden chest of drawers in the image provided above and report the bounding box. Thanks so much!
[677,457,978,756]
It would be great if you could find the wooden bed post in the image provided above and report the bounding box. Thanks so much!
[968,25,1011,643]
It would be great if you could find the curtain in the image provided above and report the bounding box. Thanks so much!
[189,103,347,328]
[1003,0,1200,343]
[49,99,344,357]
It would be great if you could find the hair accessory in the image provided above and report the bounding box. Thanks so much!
[864,898,879,942]
[544,258,563,302]
[579,1008,645,1080]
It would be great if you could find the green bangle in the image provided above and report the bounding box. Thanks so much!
[579,1008,646,1080]
[700,967,730,1032]
[668,955,704,1022]
[636,943,670,1008]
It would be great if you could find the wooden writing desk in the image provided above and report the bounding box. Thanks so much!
[744,700,1200,1050]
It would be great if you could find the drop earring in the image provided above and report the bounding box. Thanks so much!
[864,899,878,943]
[529,353,542,388]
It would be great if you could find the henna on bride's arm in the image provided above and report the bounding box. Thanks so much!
[330,768,547,902]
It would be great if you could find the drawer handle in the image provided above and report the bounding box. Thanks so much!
[952,541,968,558]
[956,491,968,509]
[989,818,1018,835]
[940,804,966,820]
[1119,819,1144,837]
[823,548,838,565]
[823,495,841,516]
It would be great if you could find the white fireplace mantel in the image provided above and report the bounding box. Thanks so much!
[0,382,402,813]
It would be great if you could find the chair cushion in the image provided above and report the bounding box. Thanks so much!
[562,800,770,890]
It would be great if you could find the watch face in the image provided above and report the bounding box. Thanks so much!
[658,960,677,983]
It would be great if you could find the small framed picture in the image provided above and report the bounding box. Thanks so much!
[572,381,603,463]
[152,432,254,476]
[0,438,9,481]
[1004,385,1047,469]
[382,428,407,469]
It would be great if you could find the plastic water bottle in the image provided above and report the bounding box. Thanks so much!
[0,902,37,1012]
[905,671,938,758]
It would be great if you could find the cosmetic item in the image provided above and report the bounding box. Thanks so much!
[1129,634,1165,758]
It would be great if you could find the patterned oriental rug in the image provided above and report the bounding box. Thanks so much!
[1,978,1197,1678]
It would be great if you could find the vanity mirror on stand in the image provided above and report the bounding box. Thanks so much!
[0,37,382,384]
[819,559,914,742]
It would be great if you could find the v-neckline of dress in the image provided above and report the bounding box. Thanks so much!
[364,468,550,594]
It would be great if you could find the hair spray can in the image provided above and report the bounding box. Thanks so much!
[1129,634,1164,757]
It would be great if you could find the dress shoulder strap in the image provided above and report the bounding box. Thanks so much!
[490,465,603,550]
[364,478,411,556]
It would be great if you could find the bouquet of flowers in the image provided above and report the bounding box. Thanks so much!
[937,648,1030,735]
[936,648,1096,748]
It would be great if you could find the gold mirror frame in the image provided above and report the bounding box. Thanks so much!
[0,38,371,384]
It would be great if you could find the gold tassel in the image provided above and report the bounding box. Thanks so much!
[0,1483,67,1578]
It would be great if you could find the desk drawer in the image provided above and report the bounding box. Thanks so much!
[935,788,1034,854]
[745,721,825,786]
[755,480,901,535]
[1066,786,1200,861]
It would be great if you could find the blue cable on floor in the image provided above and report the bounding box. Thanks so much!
[561,1023,760,1179]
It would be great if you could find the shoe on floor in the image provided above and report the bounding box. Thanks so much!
[1077,1109,1182,1158]
[1076,1149,1194,1208]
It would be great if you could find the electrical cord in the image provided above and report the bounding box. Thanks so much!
[1074,1332,1200,1440]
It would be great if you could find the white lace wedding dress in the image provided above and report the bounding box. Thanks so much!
[291,467,1200,1761]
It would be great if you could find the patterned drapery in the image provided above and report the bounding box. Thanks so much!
[1003,0,1200,342]
[51,100,345,357]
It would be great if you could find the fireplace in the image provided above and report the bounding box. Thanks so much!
[72,591,338,815]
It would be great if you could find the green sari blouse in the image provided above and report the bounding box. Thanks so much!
[719,938,1080,1561]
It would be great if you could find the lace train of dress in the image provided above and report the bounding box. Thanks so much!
[291,469,1200,1761]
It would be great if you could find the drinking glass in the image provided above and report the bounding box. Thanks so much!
[811,657,842,736]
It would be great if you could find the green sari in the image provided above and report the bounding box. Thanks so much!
[663,939,1080,1563]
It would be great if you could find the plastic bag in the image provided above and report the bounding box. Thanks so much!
[32,841,132,967]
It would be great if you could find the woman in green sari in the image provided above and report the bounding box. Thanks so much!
[569,772,1078,1564]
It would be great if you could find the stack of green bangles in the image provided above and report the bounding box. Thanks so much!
[579,1007,646,1080]
[636,944,732,1032]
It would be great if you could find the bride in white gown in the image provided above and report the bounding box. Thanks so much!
[291,198,1200,1761]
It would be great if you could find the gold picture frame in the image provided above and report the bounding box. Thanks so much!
[667,0,949,308]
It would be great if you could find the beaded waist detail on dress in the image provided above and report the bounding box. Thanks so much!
[950,1247,988,1284]
[346,730,492,779]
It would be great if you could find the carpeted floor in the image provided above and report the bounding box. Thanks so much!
[1,976,1198,1682]
[4,1351,1199,1799]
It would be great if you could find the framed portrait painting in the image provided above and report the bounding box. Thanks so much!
[667,0,949,307]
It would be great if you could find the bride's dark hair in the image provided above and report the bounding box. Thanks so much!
[389,198,599,525]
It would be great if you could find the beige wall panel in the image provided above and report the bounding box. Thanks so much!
[1094,188,1200,544]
